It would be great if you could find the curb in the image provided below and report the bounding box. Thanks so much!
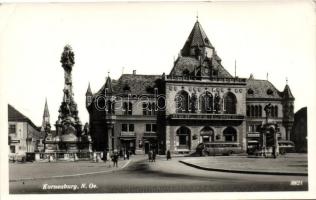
[10,159,132,183]
[179,160,308,176]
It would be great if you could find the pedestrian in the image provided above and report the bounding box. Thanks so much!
[148,150,153,162]
[103,149,107,161]
[272,145,277,159]
[152,150,156,162]
[112,151,118,167]
[167,150,171,160]
[126,150,130,160]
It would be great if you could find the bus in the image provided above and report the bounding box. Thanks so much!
[196,142,242,156]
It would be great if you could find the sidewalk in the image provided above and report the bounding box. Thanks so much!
[179,153,308,176]
[9,154,146,182]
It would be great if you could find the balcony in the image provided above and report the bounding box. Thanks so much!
[143,132,157,137]
[168,113,245,121]
[164,75,247,84]
[120,132,136,137]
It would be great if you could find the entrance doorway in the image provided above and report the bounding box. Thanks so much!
[144,139,158,154]
[120,139,136,155]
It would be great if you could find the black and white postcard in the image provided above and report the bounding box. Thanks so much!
[1,1,315,200]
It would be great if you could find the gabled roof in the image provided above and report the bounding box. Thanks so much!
[246,79,282,99]
[93,74,162,98]
[181,21,213,56]
[8,104,40,130]
[113,74,161,95]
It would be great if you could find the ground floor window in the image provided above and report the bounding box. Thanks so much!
[10,145,15,153]
[176,126,191,149]
[223,127,237,142]
[200,127,215,142]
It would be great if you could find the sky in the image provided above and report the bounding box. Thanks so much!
[0,1,315,127]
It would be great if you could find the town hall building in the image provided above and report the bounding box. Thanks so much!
[86,20,295,155]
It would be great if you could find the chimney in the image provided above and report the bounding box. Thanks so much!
[133,70,136,75]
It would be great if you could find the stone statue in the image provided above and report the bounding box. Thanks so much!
[60,45,75,72]
[214,93,221,113]
[264,103,272,119]
[190,92,197,113]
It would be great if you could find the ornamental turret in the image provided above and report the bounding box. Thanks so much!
[282,83,295,140]
[86,82,93,108]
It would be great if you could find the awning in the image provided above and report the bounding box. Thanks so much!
[247,140,259,144]
[119,137,136,140]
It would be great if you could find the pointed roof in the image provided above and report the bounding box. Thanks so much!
[181,20,214,56]
[282,84,295,100]
[43,98,50,118]
[105,76,113,94]
[86,82,92,95]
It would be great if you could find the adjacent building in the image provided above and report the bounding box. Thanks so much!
[86,20,295,155]
[291,107,307,153]
[8,104,42,157]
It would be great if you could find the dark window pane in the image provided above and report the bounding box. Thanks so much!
[179,135,187,145]
[152,124,157,132]
[129,124,134,132]
[122,124,127,132]
[146,124,151,132]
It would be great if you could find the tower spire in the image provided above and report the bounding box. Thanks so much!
[41,98,50,132]
[43,98,49,118]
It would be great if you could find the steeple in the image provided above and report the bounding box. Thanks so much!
[41,98,50,132]
[282,84,295,100]
[181,20,214,57]
[86,83,93,108]
[43,98,49,118]
[105,76,113,94]
[86,82,92,95]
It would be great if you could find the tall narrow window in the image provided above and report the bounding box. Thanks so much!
[176,126,191,149]
[123,102,133,115]
[200,92,213,113]
[224,92,237,114]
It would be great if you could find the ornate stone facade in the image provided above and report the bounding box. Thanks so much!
[86,20,295,155]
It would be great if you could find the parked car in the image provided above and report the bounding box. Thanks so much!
[278,140,295,154]
[196,142,242,156]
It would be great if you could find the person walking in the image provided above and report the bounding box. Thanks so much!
[103,149,107,162]
[126,150,130,160]
[148,150,153,162]
[111,151,119,167]
[152,150,156,162]
[166,150,171,160]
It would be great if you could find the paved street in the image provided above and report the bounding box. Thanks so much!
[9,155,308,193]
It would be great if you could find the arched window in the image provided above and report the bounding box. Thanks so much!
[123,102,132,115]
[274,105,278,117]
[254,106,258,117]
[223,127,237,142]
[175,91,189,113]
[259,105,262,117]
[200,92,213,113]
[200,127,214,142]
[271,106,275,117]
[246,106,250,117]
[176,126,191,149]
[251,105,254,117]
[223,92,237,114]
